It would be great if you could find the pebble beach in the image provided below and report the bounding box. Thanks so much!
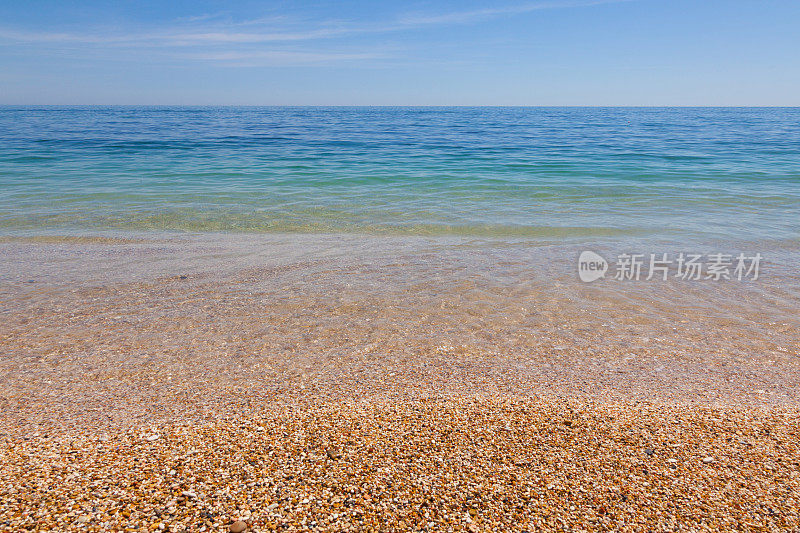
[2,397,799,532]
[2,235,800,532]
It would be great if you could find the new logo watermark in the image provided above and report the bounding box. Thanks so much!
[578,251,609,282]
[578,251,762,282]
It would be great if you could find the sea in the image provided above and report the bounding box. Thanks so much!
[1,106,798,241]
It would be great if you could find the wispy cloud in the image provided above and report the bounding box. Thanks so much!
[165,28,353,45]
[0,28,134,44]
[0,27,353,46]
[399,0,633,26]
[0,1,633,66]
[177,12,230,24]
[187,49,383,65]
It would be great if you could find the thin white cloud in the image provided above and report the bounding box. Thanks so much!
[0,0,633,46]
[0,29,129,43]
[399,0,634,25]
[189,50,383,63]
[0,0,633,66]
[0,27,352,46]
[165,28,351,45]
[178,12,229,23]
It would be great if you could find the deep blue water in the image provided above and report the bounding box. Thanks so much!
[1,106,798,241]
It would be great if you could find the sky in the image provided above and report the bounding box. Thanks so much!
[1,0,798,105]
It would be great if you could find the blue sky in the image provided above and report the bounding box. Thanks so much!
[1,0,798,105]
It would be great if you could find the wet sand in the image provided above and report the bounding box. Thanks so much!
[1,234,799,531]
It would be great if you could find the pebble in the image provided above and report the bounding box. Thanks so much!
[229,521,247,533]
[0,398,798,531]
[326,448,341,460]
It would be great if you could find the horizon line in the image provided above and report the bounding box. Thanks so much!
[2,104,799,108]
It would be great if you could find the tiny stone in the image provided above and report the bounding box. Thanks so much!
[702,456,714,464]
[229,520,247,533]
[644,448,655,456]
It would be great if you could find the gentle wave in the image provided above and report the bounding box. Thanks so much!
[1,106,799,240]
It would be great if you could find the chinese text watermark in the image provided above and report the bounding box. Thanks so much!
[578,251,762,283]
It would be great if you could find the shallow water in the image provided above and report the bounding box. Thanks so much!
[1,233,798,419]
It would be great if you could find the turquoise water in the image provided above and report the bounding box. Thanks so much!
[1,106,798,241]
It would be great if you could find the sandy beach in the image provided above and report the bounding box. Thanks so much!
[1,235,799,531]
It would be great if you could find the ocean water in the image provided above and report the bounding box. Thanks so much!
[1,106,799,242]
